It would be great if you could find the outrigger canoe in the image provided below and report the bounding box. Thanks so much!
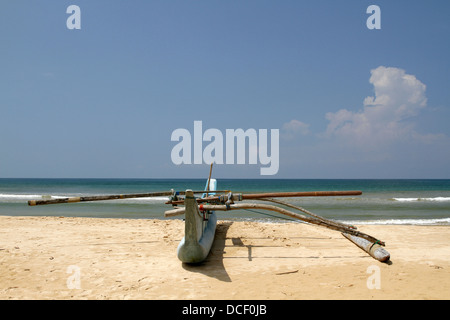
[28,170,390,264]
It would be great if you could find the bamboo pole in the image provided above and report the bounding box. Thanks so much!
[28,190,230,206]
[164,203,384,246]
[167,190,362,205]
[241,190,362,200]
[256,198,392,261]
[259,197,356,230]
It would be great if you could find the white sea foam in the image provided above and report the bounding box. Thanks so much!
[0,193,169,202]
[393,197,450,202]
[0,194,42,199]
[0,194,70,202]
[344,218,450,226]
[220,217,450,226]
[114,196,169,203]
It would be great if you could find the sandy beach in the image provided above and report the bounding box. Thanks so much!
[0,215,449,300]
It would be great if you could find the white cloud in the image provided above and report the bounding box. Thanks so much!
[325,66,428,148]
[279,66,450,177]
[281,119,310,140]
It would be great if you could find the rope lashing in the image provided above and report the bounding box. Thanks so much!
[225,192,234,210]
[369,240,381,251]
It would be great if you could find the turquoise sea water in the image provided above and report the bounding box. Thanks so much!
[0,178,449,225]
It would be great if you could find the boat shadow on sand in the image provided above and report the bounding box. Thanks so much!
[181,221,392,282]
[181,221,234,282]
[181,221,320,282]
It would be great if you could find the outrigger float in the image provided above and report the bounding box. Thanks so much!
[28,167,390,264]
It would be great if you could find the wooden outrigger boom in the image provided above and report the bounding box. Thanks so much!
[167,190,362,205]
[28,172,390,263]
[27,190,231,206]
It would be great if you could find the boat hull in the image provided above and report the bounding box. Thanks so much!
[177,180,217,264]
[177,211,217,263]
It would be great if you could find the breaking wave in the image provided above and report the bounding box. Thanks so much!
[392,197,450,202]
[0,193,169,203]
[344,218,450,226]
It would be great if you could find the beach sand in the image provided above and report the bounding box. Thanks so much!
[1,215,449,300]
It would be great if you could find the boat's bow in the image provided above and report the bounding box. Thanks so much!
[177,180,217,264]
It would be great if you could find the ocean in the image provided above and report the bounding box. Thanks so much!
[0,178,449,225]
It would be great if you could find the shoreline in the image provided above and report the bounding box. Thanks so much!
[2,213,449,227]
[1,215,449,299]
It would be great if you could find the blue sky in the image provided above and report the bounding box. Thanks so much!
[1,0,450,178]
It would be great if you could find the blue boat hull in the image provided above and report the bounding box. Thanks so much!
[177,179,217,263]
